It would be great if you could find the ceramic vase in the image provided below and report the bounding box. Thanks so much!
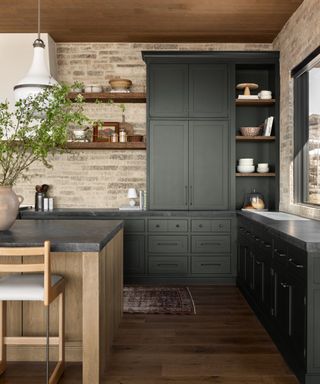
[0,186,24,230]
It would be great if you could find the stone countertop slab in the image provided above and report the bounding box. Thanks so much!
[20,208,237,218]
[0,219,123,252]
[238,211,320,252]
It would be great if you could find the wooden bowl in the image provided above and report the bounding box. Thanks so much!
[109,79,132,90]
[240,127,261,137]
[127,135,143,142]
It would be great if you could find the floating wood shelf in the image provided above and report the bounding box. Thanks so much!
[236,136,276,142]
[68,92,146,103]
[235,99,276,106]
[66,142,146,150]
[236,172,276,177]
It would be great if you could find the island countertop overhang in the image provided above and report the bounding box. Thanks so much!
[0,219,123,252]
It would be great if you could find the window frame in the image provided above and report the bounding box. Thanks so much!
[292,46,320,207]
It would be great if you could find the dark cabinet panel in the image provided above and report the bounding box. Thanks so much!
[124,235,145,275]
[189,120,229,210]
[149,64,188,117]
[189,64,229,117]
[149,120,189,209]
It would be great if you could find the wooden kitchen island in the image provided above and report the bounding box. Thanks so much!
[0,219,124,384]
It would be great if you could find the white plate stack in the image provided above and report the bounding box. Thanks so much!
[237,158,255,173]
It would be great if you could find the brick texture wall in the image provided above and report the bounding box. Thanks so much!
[14,42,272,208]
[273,0,320,219]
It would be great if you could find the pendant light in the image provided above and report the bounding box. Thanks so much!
[13,0,58,102]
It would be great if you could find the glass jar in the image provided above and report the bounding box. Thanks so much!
[243,189,266,210]
[119,128,127,143]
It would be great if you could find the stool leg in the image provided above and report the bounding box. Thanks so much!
[0,301,6,375]
[45,305,50,384]
[58,291,65,364]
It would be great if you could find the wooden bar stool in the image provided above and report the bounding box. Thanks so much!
[0,241,65,384]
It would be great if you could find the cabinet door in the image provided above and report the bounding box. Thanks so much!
[189,120,229,210]
[237,234,247,284]
[149,120,189,209]
[274,266,290,337]
[287,272,306,366]
[124,235,145,275]
[149,64,188,117]
[189,64,229,117]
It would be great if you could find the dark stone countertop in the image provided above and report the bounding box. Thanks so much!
[238,211,320,252]
[20,208,237,219]
[0,219,123,252]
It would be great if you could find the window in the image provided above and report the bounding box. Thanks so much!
[293,47,320,206]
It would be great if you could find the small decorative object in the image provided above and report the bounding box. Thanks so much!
[127,188,138,207]
[48,197,54,211]
[242,189,266,211]
[119,128,127,143]
[263,116,274,136]
[236,83,259,98]
[237,158,255,173]
[71,126,90,142]
[257,163,269,173]
[119,112,134,135]
[111,132,119,142]
[127,135,143,142]
[258,90,272,99]
[240,127,261,137]
[84,85,103,93]
[93,122,120,142]
[109,79,132,93]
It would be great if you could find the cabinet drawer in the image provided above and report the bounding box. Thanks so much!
[124,219,145,233]
[148,236,188,253]
[148,220,167,232]
[192,256,230,274]
[149,257,188,274]
[191,219,230,233]
[148,219,188,232]
[192,235,230,253]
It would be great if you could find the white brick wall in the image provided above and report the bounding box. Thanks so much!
[15,42,273,208]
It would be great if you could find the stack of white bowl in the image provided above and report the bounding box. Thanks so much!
[257,163,269,173]
[237,158,255,173]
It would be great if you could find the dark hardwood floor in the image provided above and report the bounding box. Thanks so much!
[0,286,298,384]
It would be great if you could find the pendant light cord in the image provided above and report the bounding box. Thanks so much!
[37,0,41,40]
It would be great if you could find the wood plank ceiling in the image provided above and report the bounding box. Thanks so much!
[0,0,303,43]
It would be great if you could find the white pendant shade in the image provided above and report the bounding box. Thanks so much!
[13,39,58,102]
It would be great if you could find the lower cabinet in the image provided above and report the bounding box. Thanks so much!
[237,216,312,384]
[124,216,236,283]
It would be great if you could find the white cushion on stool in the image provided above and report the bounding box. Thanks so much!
[0,274,63,301]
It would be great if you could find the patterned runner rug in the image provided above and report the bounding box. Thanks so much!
[123,286,196,315]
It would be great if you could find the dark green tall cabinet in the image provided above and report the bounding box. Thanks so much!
[145,56,231,210]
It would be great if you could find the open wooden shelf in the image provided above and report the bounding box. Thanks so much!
[66,142,146,150]
[236,135,275,142]
[235,99,276,106]
[68,92,146,103]
[236,172,276,177]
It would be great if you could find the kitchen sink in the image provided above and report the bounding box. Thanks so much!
[251,211,309,221]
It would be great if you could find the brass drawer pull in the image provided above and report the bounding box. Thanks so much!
[157,264,178,267]
[280,282,290,288]
[201,263,221,267]
[275,249,286,257]
[176,224,180,228]
[200,242,221,246]
[157,242,178,246]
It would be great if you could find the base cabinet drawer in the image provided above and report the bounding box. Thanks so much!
[148,236,188,253]
[148,219,188,232]
[191,219,231,233]
[124,235,145,274]
[149,257,188,274]
[192,235,230,253]
[192,256,231,274]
